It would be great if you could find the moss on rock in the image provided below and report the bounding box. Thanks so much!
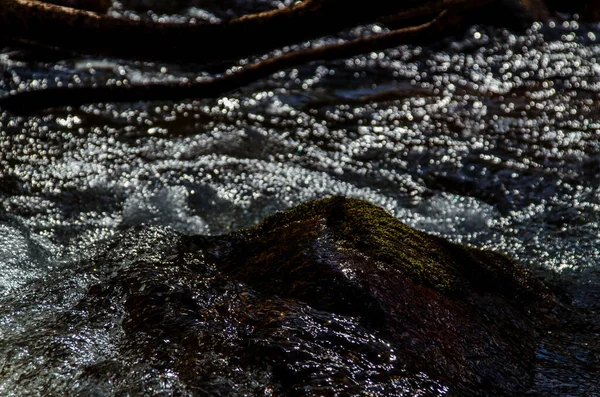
[247,196,554,308]
[74,197,563,395]
[216,196,561,394]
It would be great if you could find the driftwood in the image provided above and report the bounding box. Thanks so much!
[0,0,485,63]
[0,11,454,113]
[0,0,596,113]
[42,0,112,13]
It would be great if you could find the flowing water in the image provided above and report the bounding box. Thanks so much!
[1,2,600,395]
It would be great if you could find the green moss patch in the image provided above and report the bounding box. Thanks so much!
[248,196,553,305]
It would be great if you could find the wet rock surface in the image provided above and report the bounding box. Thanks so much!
[57,197,560,396]
[217,197,561,394]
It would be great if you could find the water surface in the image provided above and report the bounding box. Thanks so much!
[1,5,599,395]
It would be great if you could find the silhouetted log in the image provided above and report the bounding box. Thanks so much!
[1,0,597,113]
[42,0,112,13]
[0,12,453,113]
[0,0,486,64]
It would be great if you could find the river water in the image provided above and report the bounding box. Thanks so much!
[1,3,599,395]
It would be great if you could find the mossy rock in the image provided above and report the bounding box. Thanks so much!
[215,196,560,395]
[81,197,561,395]
[230,196,555,314]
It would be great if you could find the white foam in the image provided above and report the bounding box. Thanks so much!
[0,222,54,296]
[121,185,210,235]
[399,193,497,238]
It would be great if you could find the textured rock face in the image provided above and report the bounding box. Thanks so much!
[215,196,560,395]
[78,197,559,395]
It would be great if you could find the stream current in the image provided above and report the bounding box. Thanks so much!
[1,3,600,395]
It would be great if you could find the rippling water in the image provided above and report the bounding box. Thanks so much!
[1,4,600,395]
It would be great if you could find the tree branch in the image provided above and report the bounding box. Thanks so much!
[1,0,590,114]
[0,0,486,63]
[0,11,453,113]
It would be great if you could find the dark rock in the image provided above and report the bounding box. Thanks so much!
[210,196,561,394]
[83,197,561,395]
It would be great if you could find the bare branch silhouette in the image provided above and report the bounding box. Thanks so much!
[0,11,453,113]
[0,0,597,113]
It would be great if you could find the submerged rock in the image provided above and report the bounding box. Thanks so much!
[13,197,559,396]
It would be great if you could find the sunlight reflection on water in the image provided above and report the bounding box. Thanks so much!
[1,10,600,396]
